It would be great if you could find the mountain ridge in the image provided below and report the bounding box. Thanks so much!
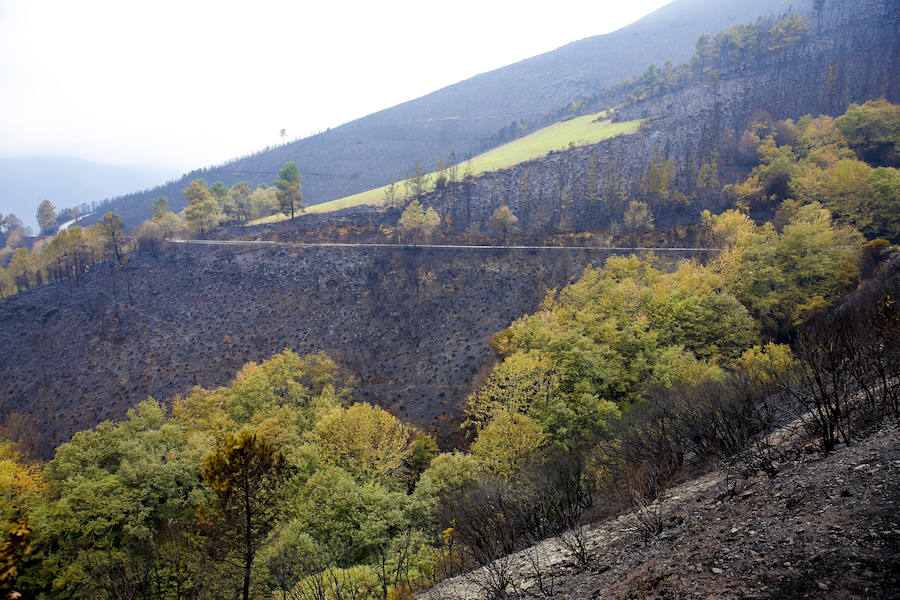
[88,0,805,227]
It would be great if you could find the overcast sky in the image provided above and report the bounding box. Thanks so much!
[0,0,671,173]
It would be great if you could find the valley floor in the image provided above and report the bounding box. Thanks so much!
[424,421,900,599]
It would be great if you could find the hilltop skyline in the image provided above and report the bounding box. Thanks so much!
[0,0,671,173]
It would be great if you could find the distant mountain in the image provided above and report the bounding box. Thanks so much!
[0,156,177,229]
[95,0,805,227]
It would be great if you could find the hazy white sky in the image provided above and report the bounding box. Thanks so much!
[0,0,671,172]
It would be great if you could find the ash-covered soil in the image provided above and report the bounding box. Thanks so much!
[0,244,605,456]
[425,421,900,599]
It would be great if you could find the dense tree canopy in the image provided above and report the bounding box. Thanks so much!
[835,99,900,167]
[479,254,758,444]
[727,104,899,241]
[705,203,862,337]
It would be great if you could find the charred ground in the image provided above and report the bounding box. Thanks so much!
[1,243,671,457]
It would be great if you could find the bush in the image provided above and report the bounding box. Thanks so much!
[776,261,899,451]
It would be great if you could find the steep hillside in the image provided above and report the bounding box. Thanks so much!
[0,244,673,457]
[423,421,900,600]
[402,0,898,236]
[2,0,893,459]
[92,0,799,227]
[304,113,643,215]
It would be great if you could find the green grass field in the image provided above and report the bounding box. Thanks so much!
[250,112,643,222]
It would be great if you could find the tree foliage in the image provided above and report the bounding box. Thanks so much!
[99,211,125,263]
[0,213,133,297]
[625,15,808,104]
[275,162,304,220]
[481,254,757,444]
[403,161,431,204]
[726,104,899,241]
[398,199,439,242]
[36,200,57,235]
[151,196,169,220]
[183,179,220,234]
[308,403,413,483]
[200,432,293,600]
[489,206,518,245]
[705,203,862,336]
[469,411,545,480]
[33,401,206,599]
[228,182,252,221]
[834,99,900,167]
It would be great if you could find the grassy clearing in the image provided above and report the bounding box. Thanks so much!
[252,112,644,221]
[245,212,290,226]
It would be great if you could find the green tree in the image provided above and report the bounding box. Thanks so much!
[183,179,220,234]
[469,410,545,479]
[834,99,900,166]
[707,203,862,336]
[308,403,413,483]
[209,181,228,204]
[405,433,438,492]
[485,254,756,443]
[465,350,558,430]
[398,199,438,243]
[228,182,252,221]
[868,167,900,242]
[200,432,293,600]
[172,350,348,445]
[209,182,235,222]
[410,452,480,518]
[275,162,304,220]
[641,64,661,94]
[296,466,407,566]
[820,159,875,231]
[489,205,519,245]
[7,248,36,290]
[0,267,12,298]
[36,200,57,235]
[623,200,654,231]
[766,14,807,53]
[34,401,205,599]
[152,196,169,220]
[248,186,279,220]
[155,211,187,238]
[423,207,440,235]
[383,176,400,209]
[57,205,79,224]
